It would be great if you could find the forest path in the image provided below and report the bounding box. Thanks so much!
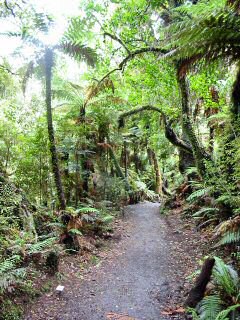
[25,202,187,320]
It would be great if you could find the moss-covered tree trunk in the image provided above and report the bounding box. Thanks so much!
[45,48,66,210]
[147,148,163,196]
[107,143,131,192]
[178,73,210,177]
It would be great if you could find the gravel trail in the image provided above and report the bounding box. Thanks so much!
[25,202,182,320]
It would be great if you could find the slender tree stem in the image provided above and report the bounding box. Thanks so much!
[45,48,66,210]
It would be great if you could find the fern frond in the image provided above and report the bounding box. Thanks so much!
[213,216,240,239]
[28,237,57,254]
[186,308,200,320]
[0,255,21,275]
[213,257,239,297]
[167,0,240,70]
[85,78,115,106]
[218,230,240,246]
[101,214,114,223]
[198,295,222,320]
[215,304,240,320]
[61,42,97,67]
[68,229,83,236]
[76,207,99,214]
[0,267,26,292]
[193,207,219,218]
[187,187,211,202]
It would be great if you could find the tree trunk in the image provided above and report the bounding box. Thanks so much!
[124,141,128,178]
[81,154,90,195]
[231,65,240,122]
[45,48,66,210]
[147,148,163,195]
[74,151,82,207]
[185,258,215,307]
[107,143,131,192]
[178,74,210,176]
[178,147,195,174]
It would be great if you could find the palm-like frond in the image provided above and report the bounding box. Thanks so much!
[85,78,114,104]
[61,42,97,67]
[167,0,240,72]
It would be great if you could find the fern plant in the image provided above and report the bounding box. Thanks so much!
[0,255,26,294]
[213,257,239,297]
[189,257,240,320]
[218,230,240,246]
[193,207,219,219]
[198,295,222,320]
[28,237,57,254]
[187,187,211,203]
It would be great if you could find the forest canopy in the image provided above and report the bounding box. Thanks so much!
[0,0,240,319]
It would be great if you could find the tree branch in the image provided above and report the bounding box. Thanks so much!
[104,32,131,54]
[4,0,15,17]
[0,65,19,76]
[118,105,193,154]
[98,47,168,85]
[119,105,164,119]
[163,117,193,154]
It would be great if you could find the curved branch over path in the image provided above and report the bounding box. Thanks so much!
[118,105,193,154]
[98,47,169,85]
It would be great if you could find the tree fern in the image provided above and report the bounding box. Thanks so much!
[166,0,240,71]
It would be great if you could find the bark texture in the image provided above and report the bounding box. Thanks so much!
[45,48,66,210]
[178,74,211,176]
[185,257,215,308]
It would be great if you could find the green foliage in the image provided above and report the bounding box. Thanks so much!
[0,300,23,320]
[187,187,211,203]
[28,237,57,254]
[1,0,240,315]
[213,257,239,297]
[215,304,240,320]
[193,207,219,219]
[0,255,26,293]
[190,257,240,320]
[218,230,240,246]
[198,295,222,320]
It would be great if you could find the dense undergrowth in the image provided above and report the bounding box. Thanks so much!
[0,0,240,318]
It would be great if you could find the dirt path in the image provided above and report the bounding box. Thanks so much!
[25,202,203,320]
